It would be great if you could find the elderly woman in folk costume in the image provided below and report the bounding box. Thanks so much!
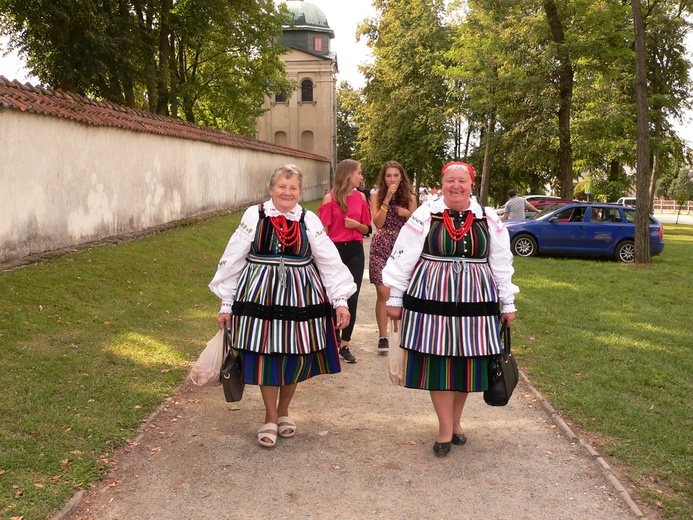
[210,165,356,448]
[382,161,518,456]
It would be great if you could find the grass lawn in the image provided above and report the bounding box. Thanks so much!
[0,204,691,519]
[511,223,692,519]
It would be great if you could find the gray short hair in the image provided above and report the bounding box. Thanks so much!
[268,164,303,192]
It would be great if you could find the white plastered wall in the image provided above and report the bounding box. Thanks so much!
[0,110,330,262]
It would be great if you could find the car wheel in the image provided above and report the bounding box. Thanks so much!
[511,234,537,257]
[615,240,635,263]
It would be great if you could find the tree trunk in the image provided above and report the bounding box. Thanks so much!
[632,0,651,264]
[155,0,172,116]
[168,33,179,119]
[464,123,472,159]
[454,114,462,159]
[415,161,423,207]
[480,108,496,206]
[543,0,574,200]
[609,160,620,182]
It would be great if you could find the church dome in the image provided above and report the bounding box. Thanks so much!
[283,1,331,31]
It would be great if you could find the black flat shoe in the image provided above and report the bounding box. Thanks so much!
[433,441,451,456]
[451,433,467,445]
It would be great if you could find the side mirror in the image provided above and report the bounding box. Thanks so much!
[549,217,559,222]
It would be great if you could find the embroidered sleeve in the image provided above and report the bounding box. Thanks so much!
[485,206,520,309]
[208,205,257,311]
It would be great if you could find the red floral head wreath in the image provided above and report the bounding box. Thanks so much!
[441,161,476,183]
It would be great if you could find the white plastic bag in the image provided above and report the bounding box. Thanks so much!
[189,329,225,387]
[388,319,405,386]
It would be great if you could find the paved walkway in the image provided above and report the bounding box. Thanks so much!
[57,238,646,520]
[653,210,693,225]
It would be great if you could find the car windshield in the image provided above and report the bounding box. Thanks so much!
[529,203,563,219]
[533,205,574,221]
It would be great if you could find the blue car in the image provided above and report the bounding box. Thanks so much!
[505,203,665,263]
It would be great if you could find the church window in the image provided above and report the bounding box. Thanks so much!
[274,131,288,147]
[301,79,314,102]
[301,131,314,152]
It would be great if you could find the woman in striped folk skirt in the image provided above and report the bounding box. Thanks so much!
[382,162,518,457]
[209,165,356,448]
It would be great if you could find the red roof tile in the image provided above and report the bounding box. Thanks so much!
[0,75,329,162]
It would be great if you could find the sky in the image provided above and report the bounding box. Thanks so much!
[302,0,376,89]
[0,1,691,144]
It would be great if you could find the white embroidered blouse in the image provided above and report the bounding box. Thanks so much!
[209,200,356,313]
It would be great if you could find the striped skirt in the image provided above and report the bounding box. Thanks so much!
[401,255,503,357]
[230,254,335,355]
[239,333,341,386]
[231,253,342,386]
[403,349,490,392]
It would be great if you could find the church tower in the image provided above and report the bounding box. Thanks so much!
[255,1,338,170]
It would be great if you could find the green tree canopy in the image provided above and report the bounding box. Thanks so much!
[357,0,452,187]
[0,0,293,135]
[336,81,362,164]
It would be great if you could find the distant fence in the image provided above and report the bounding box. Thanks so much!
[653,198,692,213]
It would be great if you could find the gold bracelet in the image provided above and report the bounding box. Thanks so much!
[381,204,388,212]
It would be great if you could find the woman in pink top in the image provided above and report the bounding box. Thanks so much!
[318,159,372,363]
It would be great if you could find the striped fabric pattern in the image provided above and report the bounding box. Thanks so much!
[229,209,341,386]
[240,335,341,386]
[403,348,490,392]
[401,211,503,357]
[230,210,336,357]
[231,255,332,354]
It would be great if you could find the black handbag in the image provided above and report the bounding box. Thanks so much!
[483,325,518,406]
[220,328,245,402]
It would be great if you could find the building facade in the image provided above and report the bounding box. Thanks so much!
[255,0,338,170]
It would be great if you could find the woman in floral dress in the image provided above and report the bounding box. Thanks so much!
[369,161,417,351]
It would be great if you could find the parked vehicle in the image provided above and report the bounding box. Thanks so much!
[616,197,636,206]
[505,203,665,262]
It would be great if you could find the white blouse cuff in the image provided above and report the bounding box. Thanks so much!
[501,302,516,314]
[332,297,349,309]
[219,301,233,314]
[386,295,403,307]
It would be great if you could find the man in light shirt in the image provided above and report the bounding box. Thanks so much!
[502,189,539,220]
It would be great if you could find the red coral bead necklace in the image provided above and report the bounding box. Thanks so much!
[443,210,474,242]
[270,215,300,248]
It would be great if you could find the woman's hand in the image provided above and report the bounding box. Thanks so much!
[396,207,410,218]
[500,312,515,328]
[344,216,361,229]
[335,307,351,330]
[386,306,403,320]
[217,312,231,330]
[384,183,398,203]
